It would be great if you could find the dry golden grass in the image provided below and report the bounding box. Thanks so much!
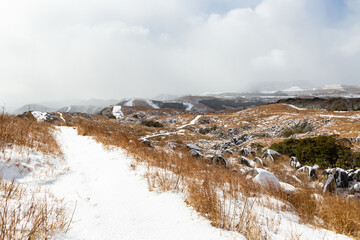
[0,180,69,240]
[0,113,62,156]
[0,113,69,239]
[318,194,360,238]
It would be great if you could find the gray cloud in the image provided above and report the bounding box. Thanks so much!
[1,0,360,110]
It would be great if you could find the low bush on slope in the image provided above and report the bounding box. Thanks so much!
[270,135,360,168]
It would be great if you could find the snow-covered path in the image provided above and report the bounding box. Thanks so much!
[52,127,241,240]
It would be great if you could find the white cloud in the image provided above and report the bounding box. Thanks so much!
[1,0,360,110]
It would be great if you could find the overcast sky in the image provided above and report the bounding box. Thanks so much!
[1,0,360,110]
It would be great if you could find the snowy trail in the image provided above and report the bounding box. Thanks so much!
[52,127,241,240]
[177,115,201,129]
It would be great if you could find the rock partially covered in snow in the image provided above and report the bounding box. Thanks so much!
[31,111,49,122]
[262,149,280,162]
[280,182,297,193]
[253,168,280,190]
[323,174,336,193]
[240,148,250,156]
[189,149,202,157]
[289,156,301,169]
[239,157,254,168]
[349,183,360,194]
[211,156,229,167]
[186,144,202,151]
[334,168,349,188]
[297,166,317,180]
[223,149,234,155]
[253,157,263,166]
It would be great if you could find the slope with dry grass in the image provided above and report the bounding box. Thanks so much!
[74,114,360,239]
[0,113,69,239]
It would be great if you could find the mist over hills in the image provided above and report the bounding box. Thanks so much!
[13,84,360,115]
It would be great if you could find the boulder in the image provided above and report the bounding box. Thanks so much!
[239,157,254,168]
[262,149,280,162]
[297,166,317,180]
[186,144,202,151]
[223,149,234,155]
[240,148,250,156]
[289,156,301,169]
[323,174,336,193]
[334,168,349,188]
[349,183,360,194]
[252,168,280,190]
[253,157,264,166]
[189,149,202,157]
[355,169,360,182]
[212,156,229,167]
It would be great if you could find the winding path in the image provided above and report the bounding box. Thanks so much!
[51,127,240,240]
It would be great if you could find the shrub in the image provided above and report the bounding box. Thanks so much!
[199,125,218,135]
[141,120,164,128]
[271,135,358,168]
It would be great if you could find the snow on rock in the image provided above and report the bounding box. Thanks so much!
[289,156,301,169]
[58,112,66,122]
[240,156,255,168]
[51,127,240,240]
[253,168,280,190]
[186,144,202,151]
[280,182,297,193]
[323,174,336,193]
[263,149,280,162]
[297,166,317,180]
[146,100,160,109]
[112,106,124,119]
[31,111,48,121]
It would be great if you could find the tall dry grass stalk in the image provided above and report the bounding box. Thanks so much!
[0,180,69,240]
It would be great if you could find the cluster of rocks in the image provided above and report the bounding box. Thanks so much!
[249,118,327,138]
[323,168,360,195]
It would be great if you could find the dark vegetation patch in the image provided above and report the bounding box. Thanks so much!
[199,98,267,110]
[271,136,360,168]
[141,120,164,128]
[199,125,218,135]
[277,97,360,111]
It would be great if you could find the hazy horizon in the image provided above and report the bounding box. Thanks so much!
[2,0,360,111]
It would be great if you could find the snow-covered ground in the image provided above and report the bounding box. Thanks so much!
[52,127,241,240]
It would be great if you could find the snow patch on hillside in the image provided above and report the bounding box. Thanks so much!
[184,103,194,111]
[146,100,160,109]
[112,106,124,119]
[178,115,201,129]
[124,99,134,107]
